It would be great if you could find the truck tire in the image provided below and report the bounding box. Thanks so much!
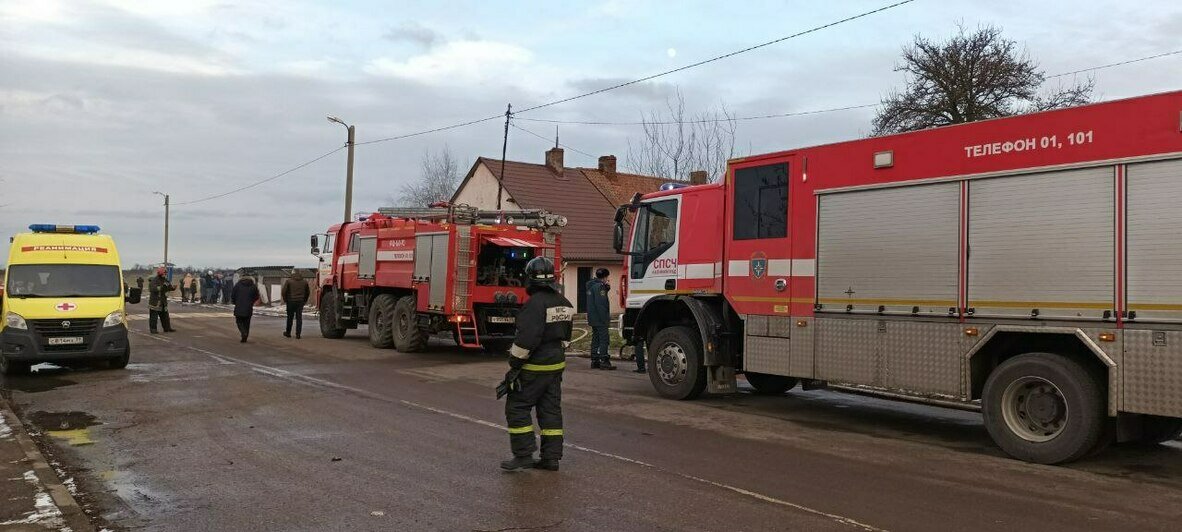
[368,294,396,349]
[0,356,30,376]
[319,290,346,339]
[648,326,707,400]
[982,352,1107,464]
[1133,416,1182,445]
[108,347,130,370]
[745,372,798,395]
[392,296,428,353]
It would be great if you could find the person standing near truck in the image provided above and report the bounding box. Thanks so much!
[280,270,309,339]
[586,268,615,370]
[499,257,573,472]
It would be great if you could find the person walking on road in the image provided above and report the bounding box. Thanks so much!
[498,257,574,472]
[586,268,615,370]
[231,274,261,343]
[222,274,234,304]
[281,270,310,339]
[147,267,176,334]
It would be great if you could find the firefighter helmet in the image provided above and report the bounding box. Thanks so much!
[524,257,558,292]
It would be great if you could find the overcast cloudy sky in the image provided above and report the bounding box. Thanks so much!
[1,0,1179,269]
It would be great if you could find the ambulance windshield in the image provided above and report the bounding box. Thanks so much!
[5,264,121,298]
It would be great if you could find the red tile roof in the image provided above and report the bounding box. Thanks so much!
[462,157,666,262]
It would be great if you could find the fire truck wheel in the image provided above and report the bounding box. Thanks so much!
[1129,416,1182,446]
[108,347,130,370]
[982,352,1106,464]
[744,372,798,395]
[0,356,30,376]
[368,294,397,349]
[319,291,347,339]
[648,326,707,400]
[392,296,427,352]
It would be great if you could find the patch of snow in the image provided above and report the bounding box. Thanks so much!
[62,477,77,495]
[0,411,13,440]
[0,470,64,527]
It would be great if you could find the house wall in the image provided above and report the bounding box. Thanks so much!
[452,164,518,210]
[562,260,624,315]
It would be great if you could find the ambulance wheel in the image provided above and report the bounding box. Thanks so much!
[745,372,798,395]
[392,296,427,353]
[108,348,130,370]
[982,353,1106,464]
[0,356,30,376]
[319,291,346,339]
[368,294,396,349]
[648,326,707,400]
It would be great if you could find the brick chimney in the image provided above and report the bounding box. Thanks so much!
[598,155,617,179]
[545,147,564,175]
[689,170,708,185]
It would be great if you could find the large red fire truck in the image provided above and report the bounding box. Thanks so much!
[614,90,1182,464]
[312,204,564,352]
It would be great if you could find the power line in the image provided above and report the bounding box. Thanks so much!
[517,103,879,126]
[510,123,597,159]
[1045,49,1182,79]
[175,145,345,206]
[513,0,915,115]
[354,0,916,147]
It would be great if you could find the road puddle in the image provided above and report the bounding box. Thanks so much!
[27,411,100,446]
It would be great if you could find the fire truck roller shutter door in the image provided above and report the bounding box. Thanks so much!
[968,167,1113,320]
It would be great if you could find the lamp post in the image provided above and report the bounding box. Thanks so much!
[152,191,169,270]
[327,115,355,223]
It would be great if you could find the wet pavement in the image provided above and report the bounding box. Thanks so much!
[3,304,1182,531]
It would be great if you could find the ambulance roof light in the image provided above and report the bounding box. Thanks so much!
[29,224,101,234]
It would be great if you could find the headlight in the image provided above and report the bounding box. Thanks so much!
[4,312,27,330]
[103,310,124,328]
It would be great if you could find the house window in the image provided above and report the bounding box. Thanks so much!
[733,163,789,240]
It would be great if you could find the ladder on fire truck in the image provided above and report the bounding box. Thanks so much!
[375,203,568,229]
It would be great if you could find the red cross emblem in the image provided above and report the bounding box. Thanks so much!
[56,302,77,312]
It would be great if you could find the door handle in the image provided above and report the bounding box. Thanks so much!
[665,279,675,290]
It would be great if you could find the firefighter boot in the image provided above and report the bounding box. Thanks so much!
[534,458,559,471]
[500,455,536,471]
[600,360,617,371]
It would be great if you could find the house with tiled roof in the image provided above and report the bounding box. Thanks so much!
[451,147,678,313]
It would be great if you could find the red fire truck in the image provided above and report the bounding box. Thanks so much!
[614,90,1182,464]
[312,204,565,352]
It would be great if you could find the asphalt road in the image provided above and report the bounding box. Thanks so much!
[3,304,1182,531]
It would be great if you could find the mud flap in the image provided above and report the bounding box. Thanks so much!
[707,365,736,394]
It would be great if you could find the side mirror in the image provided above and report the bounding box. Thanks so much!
[310,234,321,256]
[125,287,142,304]
[613,222,625,254]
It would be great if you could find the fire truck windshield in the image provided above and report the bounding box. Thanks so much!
[476,243,533,287]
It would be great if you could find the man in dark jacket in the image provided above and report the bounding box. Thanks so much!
[281,270,310,339]
[147,267,176,334]
[222,274,234,304]
[230,275,260,343]
[188,277,199,304]
[500,257,574,472]
[586,268,615,370]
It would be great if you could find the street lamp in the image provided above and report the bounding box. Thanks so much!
[327,115,356,223]
[152,191,170,273]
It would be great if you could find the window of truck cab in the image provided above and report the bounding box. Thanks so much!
[630,198,678,279]
[732,163,789,240]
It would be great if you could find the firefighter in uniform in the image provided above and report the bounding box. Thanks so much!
[499,257,574,472]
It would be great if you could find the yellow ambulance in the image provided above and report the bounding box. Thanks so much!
[1,224,141,375]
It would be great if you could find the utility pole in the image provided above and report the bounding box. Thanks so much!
[153,192,170,273]
[327,116,356,222]
[497,103,511,210]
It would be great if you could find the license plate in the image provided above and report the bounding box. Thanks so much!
[48,337,84,346]
[488,316,515,324]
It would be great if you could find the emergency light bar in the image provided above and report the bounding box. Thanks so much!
[29,224,101,234]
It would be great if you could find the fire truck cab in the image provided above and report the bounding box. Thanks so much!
[616,90,1182,464]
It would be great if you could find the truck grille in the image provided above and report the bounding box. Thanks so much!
[30,318,101,335]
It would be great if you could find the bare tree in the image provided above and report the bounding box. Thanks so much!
[392,145,463,207]
[626,88,737,182]
[872,24,1094,136]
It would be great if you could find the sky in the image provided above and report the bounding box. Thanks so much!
[1,0,1179,268]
